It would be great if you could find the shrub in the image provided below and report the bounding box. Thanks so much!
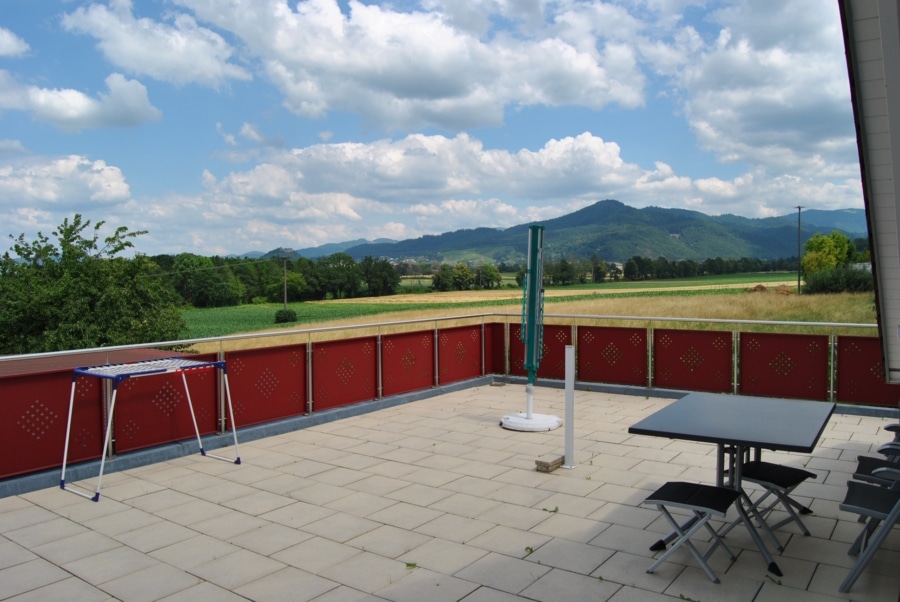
[803,265,874,294]
[275,309,297,323]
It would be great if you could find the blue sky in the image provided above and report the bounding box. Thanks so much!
[0,0,860,256]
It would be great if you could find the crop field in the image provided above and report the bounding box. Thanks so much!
[182,271,876,348]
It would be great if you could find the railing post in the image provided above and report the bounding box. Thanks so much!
[732,329,739,395]
[505,316,511,376]
[376,331,383,400]
[480,320,485,377]
[647,323,654,389]
[571,320,578,381]
[829,332,836,402]
[434,323,440,387]
[218,349,227,433]
[306,333,314,414]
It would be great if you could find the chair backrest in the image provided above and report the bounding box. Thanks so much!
[839,468,900,592]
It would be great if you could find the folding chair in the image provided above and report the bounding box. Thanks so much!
[741,461,816,532]
[854,455,900,488]
[717,459,817,552]
[838,469,900,593]
[643,481,741,583]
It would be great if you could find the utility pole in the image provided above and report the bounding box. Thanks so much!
[283,258,288,310]
[796,206,803,292]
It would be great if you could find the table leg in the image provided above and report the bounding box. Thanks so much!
[730,445,782,576]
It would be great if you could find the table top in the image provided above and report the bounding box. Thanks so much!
[628,392,835,453]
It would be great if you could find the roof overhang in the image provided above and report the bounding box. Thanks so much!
[840,0,900,383]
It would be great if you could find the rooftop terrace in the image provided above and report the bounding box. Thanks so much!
[1,384,898,601]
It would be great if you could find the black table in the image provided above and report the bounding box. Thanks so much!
[629,392,835,576]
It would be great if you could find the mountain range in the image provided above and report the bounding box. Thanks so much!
[255,200,868,264]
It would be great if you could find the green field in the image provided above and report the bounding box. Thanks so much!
[183,272,802,339]
[399,270,794,292]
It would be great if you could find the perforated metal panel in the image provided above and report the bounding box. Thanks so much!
[578,326,648,386]
[508,324,571,380]
[836,335,900,406]
[438,325,483,384]
[739,332,829,400]
[312,337,377,411]
[227,344,307,426]
[654,329,733,393]
[0,371,102,479]
[382,331,434,396]
[484,322,506,375]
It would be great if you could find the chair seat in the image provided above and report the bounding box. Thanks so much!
[741,461,816,489]
[645,481,740,516]
[643,481,741,584]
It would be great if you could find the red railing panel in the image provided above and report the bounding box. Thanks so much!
[509,324,572,380]
[227,345,308,426]
[578,326,647,386]
[654,329,733,393]
[312,337,377,411]
[113,355,220,454]
[438,325,483,385]
[836,335,900,407]
[382,331,434,397]
[739,332,829,400]
[485,322,506,375]
[0,371,103,479]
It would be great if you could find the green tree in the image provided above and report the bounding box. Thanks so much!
[551,258,577,285]
[475,263,502,289]
[265,270,307,303]
[170,253,244,308]
[359,256,401,296]
[801,231,854,276]
[0,215,185,353]
[452,262,475,290]
[295,257,326,300]
[432,263,454,291]
[623,258,640,281]
[317,253,362,299]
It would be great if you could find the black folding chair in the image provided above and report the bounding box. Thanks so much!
[838,467,900,593]
[718,454,817,552]
[739,461,817,536]
[643,481,741,584]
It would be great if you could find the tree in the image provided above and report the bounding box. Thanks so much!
[475,263,502,289]
[170,253,244,307]
[623,258,640,281]
[360,256,401,296]
[432,263,455,291]
[0,215,185,353]
[589,254,607,283]
[295,257,326,300]
[452,262,475,290]
[317,253,362,299]
[265,271,307,303]
[551,258,577,285]
[801,231,854,276]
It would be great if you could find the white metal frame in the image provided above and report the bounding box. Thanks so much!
[60,357,241,502]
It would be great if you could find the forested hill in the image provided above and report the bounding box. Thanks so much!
[338,201,867,264]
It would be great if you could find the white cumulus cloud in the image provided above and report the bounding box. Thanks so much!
[0,71,161,131]
[63,0,251,88]
[0,27,29,56]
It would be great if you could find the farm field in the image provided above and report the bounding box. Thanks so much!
[183,272,877,348]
